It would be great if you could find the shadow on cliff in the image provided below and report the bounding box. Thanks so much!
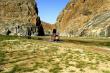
[36,16,45,36]
[35,2,45,36]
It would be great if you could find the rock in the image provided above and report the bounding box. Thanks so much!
[0,0,44,36]
[56,0,110,37]
[41,21,55,35]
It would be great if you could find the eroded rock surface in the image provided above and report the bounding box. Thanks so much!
[41,21,55,35]
[0,0,42,36]
[56,0,110,37]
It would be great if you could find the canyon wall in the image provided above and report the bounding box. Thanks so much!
[0,0,41,36]
[56,0,110,37]
[41,21,55,35]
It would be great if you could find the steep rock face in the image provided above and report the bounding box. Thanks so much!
[56,0,110,37]
[41,21,55,35]
[0,0,40,36]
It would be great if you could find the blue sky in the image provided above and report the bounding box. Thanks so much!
[36,0,69,24]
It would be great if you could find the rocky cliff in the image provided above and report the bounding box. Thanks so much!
[56,0,110,37]
[41,21,55,35]
[0,0,43,36]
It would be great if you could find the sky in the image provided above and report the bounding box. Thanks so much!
[36,0,69,24]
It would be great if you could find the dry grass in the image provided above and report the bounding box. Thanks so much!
[0,35,110,73]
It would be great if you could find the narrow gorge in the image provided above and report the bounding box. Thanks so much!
[0,0,110,37]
